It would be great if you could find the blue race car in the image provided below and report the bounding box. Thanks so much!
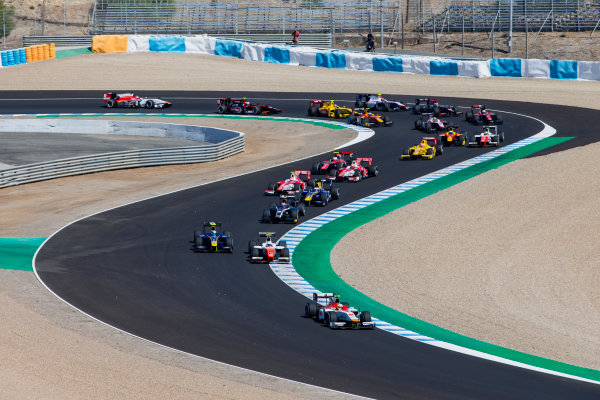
[193,222,233,253]
[261,195,306,224]
[301,179,340,206]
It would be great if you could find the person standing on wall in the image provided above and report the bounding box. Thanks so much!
[292,29,300,45]
[366,32,375,53]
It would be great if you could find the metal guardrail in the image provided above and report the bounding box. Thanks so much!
[0,136,244,188]
[23,36,93,47]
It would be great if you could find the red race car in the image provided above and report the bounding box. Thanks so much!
[265,170,312,196]
[465,105,503,125]
[311,151,354,175]
[329,158,378,182]
[217,97,283,115]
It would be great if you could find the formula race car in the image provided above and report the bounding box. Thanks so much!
[307,100,353,119]
[103,92,172,109]
[300,179,340,206]
[401,136,444,160]
[329,158,378,182]
[248,232,290,263]
[265,170,312,196]
[354,94,408,112]
[305,293,375,330]
[347,108,393,127]
[468,125,505,147]
[193,222,233,253]
[465,105,503,125]
[311,151,354,175]
[261,195,306,224]
[412,98,462,117]
[415,113,449,132]
[216,97,283,115]
[439,125,467,146]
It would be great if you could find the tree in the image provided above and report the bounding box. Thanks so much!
[0,0,16,39]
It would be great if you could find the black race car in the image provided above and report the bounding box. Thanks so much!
[261,195,306,224]
[216,97,283,115]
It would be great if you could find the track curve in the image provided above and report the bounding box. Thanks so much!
[18,91,600,399]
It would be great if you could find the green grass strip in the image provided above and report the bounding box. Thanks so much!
[55,47,93,60]
[293,136,600,382]
[35,114,347,130]
[0,238,46,271]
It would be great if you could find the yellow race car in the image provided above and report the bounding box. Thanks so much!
[347,108,392,127]
[401,137,444,160]
[308,100,353,119]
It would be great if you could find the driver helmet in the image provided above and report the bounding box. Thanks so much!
[351,160,357,166]
[290,172,295,180]
[332,156,338,161]
[211,226,216,232]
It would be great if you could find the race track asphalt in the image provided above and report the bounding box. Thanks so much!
[5,91,598,399]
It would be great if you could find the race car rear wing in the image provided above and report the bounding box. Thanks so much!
[258,232,277,238]
[313,292,339,302]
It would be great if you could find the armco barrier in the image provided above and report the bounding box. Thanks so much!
[0,119,245,188]
[94,34,600,81]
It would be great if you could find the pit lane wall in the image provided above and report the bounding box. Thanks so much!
[89,34,600,81]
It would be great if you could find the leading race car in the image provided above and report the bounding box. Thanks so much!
[307,100,353,119]
[248,232,290,263]
[468,125,505,147]
[329,158,378,182]
[193,222,233,253]
[103,92,172,109]
[261,195,306,224]
[300,179,340,206]
[465,105,503,125]
[265,170,312,196]
[401,136,444,160]
[304,293,375,330]
[216,97,283,115]
[439,125,467,147]
[354,93,408,112]
[347,108,393,127]
[311,151,354,175]
[415,113,449,132]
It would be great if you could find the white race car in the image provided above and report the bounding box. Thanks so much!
[304,293,375,329]
[103,92,172,109]
[355,93,408,112]
[248,232,290,263]
[468,125,505,147]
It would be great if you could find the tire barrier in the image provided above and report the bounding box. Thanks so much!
[89,33,600,81]
[0,44,55,68]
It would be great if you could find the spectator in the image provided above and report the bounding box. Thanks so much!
[366,32,375,53]
[292,29,300,45]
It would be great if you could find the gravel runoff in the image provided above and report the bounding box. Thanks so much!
[0,52,599,397]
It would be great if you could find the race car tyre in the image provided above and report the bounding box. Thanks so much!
[106,99,116,108]
[251,106,260,115]
[298,204,306,216]
[217,105,226,114]
[347,115,357,125]
[262,209,271,222]
[426,147,434,156]
[425,123,432,133]
[377,103,386,111]
[248,241,257,253]
[311,105,319,116]
[436,145,444,156]
[251,247,260,259]
[311,162,321,174]
[279,240,287,248]
[290,209,299,221]
[299,172,309,182]
[293,183,301,192]
[334,109,341,119]
[332,187,340,199]
[267,183,275,191]
[412,105,421,114]
[224,231,231,238]
[225,237,233,252]
[354,171,362,181]
[402,148,410,158]
[496,116,504,125]
[414,120,420,129]
[308,179,316,188]
[145,100,154,109]
[369,166,378,177]
[360,311,372,323]
[500,132,505,142]
[281,247,290,258]
[433,106,440,116]
[269,202,277,209]
[465,111,472,122]
[383,115,390,125]
[193,229,202,242]
[328,311,338,324]
[329,169,338,179]
[305,302,317,318]
[307,108,313,116]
